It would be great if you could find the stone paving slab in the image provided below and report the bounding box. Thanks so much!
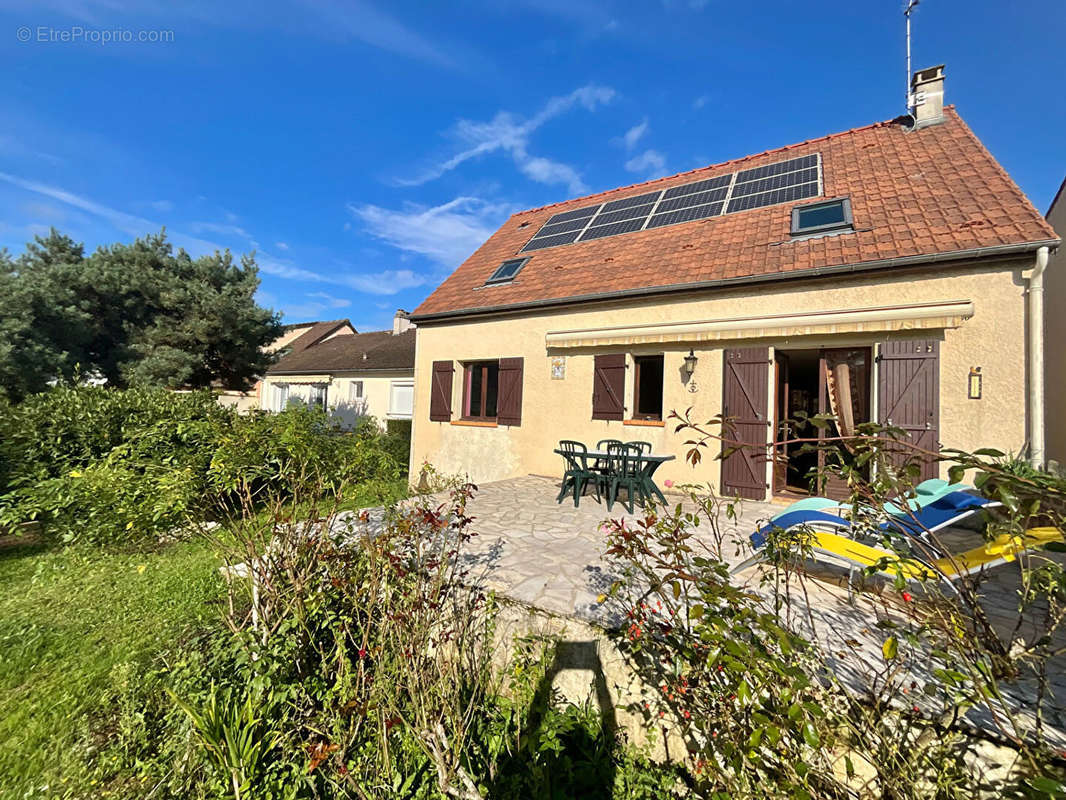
[340,475,1066,749]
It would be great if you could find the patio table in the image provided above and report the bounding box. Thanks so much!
[553,448,675,505]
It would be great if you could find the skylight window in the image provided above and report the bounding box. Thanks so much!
[791,197,853,237]
[486,257,529,285]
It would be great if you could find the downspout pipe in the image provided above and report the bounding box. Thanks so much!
[1030,246,1050,469]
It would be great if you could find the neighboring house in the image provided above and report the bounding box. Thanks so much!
[215,319,354,412]
[1045,176,1066,467]
[408,66,1061,500]
[262,311,416,429]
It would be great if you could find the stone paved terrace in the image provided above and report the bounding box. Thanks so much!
[346,475,1066,749]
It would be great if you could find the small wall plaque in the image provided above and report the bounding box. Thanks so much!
[968,367,982,400]
[550,356,566,380]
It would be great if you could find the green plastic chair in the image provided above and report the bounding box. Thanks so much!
[605,442,647,513]
[556,440,600,507]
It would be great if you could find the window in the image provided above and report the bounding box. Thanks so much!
[350,380,363,400]
[485,257,529,285]
[633,355,664,420]
[389,380,414,418]
[273,383,289,412]
[791,197,853,237]
[463,361,499,421]
[309,384,327,410]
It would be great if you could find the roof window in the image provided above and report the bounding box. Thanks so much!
[791,197,853,237]
[485,257,529,285]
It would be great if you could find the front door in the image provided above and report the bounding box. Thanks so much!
[721,347,770,500]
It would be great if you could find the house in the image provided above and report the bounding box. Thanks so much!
[214,319,346,412]
[407,66,1061,500]
[1045,176,1066,468]
[261,311,416,429]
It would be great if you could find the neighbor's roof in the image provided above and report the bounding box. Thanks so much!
[283,319,354,352]
[268,328,415,374]
[412,108,1058,320]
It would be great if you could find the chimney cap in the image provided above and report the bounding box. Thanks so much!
[911,63,945,88]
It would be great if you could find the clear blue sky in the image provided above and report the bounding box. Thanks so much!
[1,0,1063,328]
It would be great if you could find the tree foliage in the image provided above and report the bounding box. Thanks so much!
[0,228,282,400]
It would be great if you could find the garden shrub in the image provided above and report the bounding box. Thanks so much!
[0,386,404,544]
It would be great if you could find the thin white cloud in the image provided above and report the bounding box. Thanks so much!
[307,291,351,308]
[622,119,649,151]
[396,85,615,195]
[149,200,174,213]
[0,171,421,296]
[625,149,667,177]
[190,220,258,247]
[348,196,513,267]
[275,241,290,251]
[693,94,710,110]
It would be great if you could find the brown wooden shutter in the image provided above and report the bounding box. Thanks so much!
[430,360,454,421]
[721,347,770,500]
[592,354,626,420]
[878,339,940,481]
[496,357,524,426]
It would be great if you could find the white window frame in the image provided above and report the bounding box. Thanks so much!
[273,383,289,412]
[309,383,328,410]
[350,380,364,400]
[388,379,414,419]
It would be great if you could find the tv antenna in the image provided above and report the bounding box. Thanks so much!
[904,0,920,116]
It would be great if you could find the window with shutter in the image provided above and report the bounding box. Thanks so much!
[497,358,524,426]
[430,361,453,421]
[592,354,626,421]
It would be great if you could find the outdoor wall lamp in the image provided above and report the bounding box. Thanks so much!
[683,349,698,376]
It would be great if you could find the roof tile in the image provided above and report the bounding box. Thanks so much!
[414,109,1056,319]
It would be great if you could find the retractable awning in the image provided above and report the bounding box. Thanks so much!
[544,300,973,349]
[266,375,332,384]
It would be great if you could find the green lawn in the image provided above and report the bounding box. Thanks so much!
[0,536,224,798]
[0,482,410,799]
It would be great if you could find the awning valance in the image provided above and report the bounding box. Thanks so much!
[266,375,332,385]
[545,300,974,349]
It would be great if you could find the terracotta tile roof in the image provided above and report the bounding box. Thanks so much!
[268,329,415,374]
[412,108,1058,319]
[285,319,354,352]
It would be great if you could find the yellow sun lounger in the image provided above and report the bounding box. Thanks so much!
[733,526,1064,588]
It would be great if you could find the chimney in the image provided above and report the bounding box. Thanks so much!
[393,309,413,335]
[910,64,945,128]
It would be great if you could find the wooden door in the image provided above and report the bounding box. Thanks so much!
[772,352,790,494]
[877,339,940,481]
[722,347,770,500]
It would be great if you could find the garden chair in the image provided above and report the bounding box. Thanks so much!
[605,442,647,514]
[556,440,600,507]
[594,439,623,473]
[627,441,652,454]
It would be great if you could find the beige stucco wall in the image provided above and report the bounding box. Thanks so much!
[410,262,1031,491]
[1045,198,1066,467]
[261,370,414,430]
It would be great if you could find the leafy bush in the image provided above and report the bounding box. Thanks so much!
[0,386,403,544]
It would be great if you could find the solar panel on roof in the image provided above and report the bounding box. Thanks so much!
[731,167,819,199]
[592,203,656,227]
[544,205,599,225]
[655,187,729,213]
[662,174,731,199]
[521,230,583,251]
[601,191,661,213]
[536,216,592,236]
[517,152,823,253]
[578,217,648,240]
[646,202,724,229]
[735,153,818,183]
[727,182,819,213]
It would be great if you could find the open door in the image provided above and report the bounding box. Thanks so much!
[721,347,770,500]
[820,348,871,499]
[773,352,790,494]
